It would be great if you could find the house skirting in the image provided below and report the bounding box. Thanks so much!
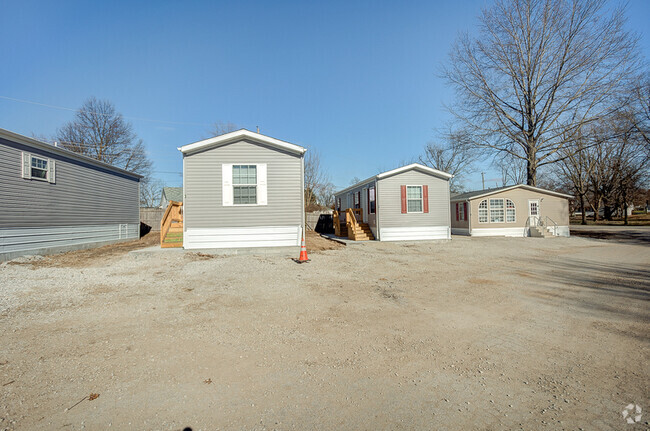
[468,226,570,237]
[184,225,302,249]
[379,226,450,241]
[0,223,140,261]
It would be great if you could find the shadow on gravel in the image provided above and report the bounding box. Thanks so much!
[570,228,650,245]
[524,257,650,328]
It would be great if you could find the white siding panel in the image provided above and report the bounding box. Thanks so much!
[470,227,527,237]
[379,226,450,241]
[184,226,301,249]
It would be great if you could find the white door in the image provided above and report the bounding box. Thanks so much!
[528,200,540,226]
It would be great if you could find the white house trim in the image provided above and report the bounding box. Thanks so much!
[470,227,527,237]
[451,184,573,202]
[377,163,453,180]
[379,226,450,241]
[178,129,307,156]
[184,226,301,249]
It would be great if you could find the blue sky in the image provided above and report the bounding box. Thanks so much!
[1,0,648,191]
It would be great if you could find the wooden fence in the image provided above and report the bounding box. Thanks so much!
[306,210,334,234]
[140,207,165,231]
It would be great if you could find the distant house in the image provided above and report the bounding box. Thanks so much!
[450,185,572,237]
[177,129,306,249]
[0,128,142,261]
[159,187,183,208]
[333,163,453,241]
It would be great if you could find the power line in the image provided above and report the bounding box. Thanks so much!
[0,95,212,127]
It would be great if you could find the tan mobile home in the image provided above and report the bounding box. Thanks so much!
[333,163,452,241]
[450,185,572,237]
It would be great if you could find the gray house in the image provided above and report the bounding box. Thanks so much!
[178,129,306,249]
[159,186,183,208]
[334,163,453,241]
[0,128,142,261]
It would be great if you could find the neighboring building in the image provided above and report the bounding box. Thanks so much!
[0,128,142,261]
[178,129,306,249]
[333,163,453,241]
[450,185,572,237]
[159,187,183,208]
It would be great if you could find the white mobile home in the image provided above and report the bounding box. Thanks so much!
[178,129,306,249]
[0,128,141,261]
[333,163,452,241]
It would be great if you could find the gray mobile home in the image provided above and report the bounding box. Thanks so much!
[0,128,141,261]
[179,129,306,249]
[334,163,452,241]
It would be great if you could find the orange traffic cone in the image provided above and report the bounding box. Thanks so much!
[297,235,309,263]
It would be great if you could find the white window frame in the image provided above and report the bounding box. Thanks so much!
[369,186,376,214]
[232,164,258,206]
[506,199,516,223]
[478,200,488,223]
[406,185,423,213]
[489,198,505,223]
[222,163,267,207]
[459,202,465,221]
[22,152,55,183]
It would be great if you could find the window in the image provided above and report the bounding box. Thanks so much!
[233,165,257,205]
[354,191,360,209]
[459,202,465,221]
[506,199,516,223]
[406,186,423,213]
[478,200,488,223]
[369,186,376,214]
[31,156,48,179]
[489,198,504,223]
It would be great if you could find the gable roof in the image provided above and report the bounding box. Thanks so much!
[0,128,143,179]
[450,184,573,202]
[335,163,453,196]
[161,187,183,202]
[178,129,307,156]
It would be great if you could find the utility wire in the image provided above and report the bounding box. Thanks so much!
[0,95,212,127]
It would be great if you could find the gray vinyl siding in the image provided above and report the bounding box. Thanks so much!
[0,137,140,228]
[184,139,303,229]
[377,169,450,228]
[334,180,376,226]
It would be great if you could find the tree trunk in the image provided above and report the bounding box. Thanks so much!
[580,195,586,225]
[526,152,537,186]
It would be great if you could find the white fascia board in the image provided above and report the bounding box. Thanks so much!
[334,176,377,196]
[0,128,143,179]
[178,129,307,156]
[376,163,453,180]
[450,184,573,202]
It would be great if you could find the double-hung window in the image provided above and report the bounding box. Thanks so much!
[31,156,48,179]
[22,152,55,183]
[489,198,505,223]
[406,186,423,213]
[369,186,376,214]
[233,165,257,205]
[478,200,488,223]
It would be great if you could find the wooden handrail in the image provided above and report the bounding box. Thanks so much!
[346,208,360,238]
[161,201,183,246]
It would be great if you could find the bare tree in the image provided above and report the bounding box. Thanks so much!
[56,97,152,176]
[494,153,527,187]
[555,132,595,224]
[140,178,165,208]
[443,0,641,186]
[209,121,239,137]
[420,129,476,192]
[304,150,332,210]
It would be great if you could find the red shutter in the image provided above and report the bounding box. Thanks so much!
[400,185,407,213]
[463,202,467,221]
[423,185,429,213]
[456,203,459,221]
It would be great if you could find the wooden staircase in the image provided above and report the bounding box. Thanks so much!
[333,208,374,241]
[161,201,183,248]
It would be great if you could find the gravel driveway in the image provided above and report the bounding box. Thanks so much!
[0,235,648,430]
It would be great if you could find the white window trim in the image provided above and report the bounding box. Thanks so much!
[458,202,465,221]
[489,198,505,223]
[506,199,516,223]
[223,163,267,207]
[369,186,376,214]
[406,185,423,214]
[22,152,55,183]
[478,199,488,223]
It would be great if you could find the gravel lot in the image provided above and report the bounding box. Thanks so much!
[0,233,648,430]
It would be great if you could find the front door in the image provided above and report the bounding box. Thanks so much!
[528,200,540,226]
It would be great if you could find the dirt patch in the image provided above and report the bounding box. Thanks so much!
[0,235,648,429]
[18,231,160,268]
[305,230,344,252]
